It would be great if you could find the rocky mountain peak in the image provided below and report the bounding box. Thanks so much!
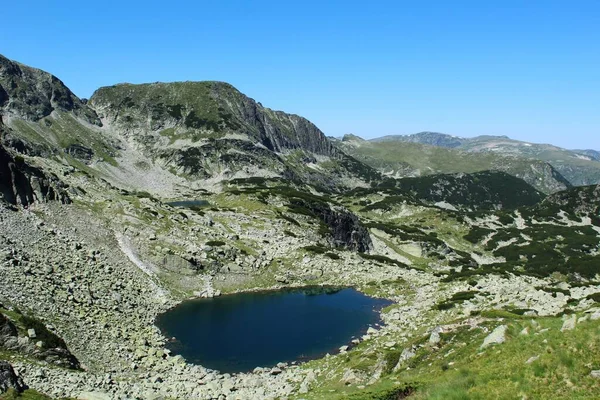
[0,54,100,125]
[89,80,336,156]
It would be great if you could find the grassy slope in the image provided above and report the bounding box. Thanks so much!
[338,140,548,176]
[296,312,600,400]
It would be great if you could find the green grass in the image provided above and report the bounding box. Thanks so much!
[297,313,600,400]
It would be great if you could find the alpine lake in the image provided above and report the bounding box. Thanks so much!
[155,286,392,373]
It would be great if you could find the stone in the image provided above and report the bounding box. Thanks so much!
[429,326,443,345]
[0,361,27,394]
[561,315,576,332]
[27,329,36,338]
[526,355,539,364]
[393,347,416,371]
[480,325,507,349]
[591,370,600,379]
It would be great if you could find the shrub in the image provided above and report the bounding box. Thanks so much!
[283,230,297,238]
[303,245,328,254]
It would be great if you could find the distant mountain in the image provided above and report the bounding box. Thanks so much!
[373,131,466,148]
[370,132,600,186]
[334,135,571,194]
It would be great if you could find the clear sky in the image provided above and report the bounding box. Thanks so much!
[1,1,599,149]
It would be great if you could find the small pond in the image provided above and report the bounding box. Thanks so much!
[155,286,391,373]
[166,199,210,208]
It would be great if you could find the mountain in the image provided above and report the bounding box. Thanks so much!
[335,134,571,194]
[0,54,99,125]
[371,132,600,186]
[1,54,600,400]
[0,56,380,196]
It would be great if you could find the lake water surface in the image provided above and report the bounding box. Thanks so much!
[155,286,391,373]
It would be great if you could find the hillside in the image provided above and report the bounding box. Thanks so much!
[372,132,600,186]
[335,134,571,194]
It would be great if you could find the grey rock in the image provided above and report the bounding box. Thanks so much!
[561,315,577,332]
[0,361,27,394]
[480,325,507,349]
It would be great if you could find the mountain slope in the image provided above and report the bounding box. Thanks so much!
[373,131,600,186]
[351,170,545,212]
[335,134,571,194]
[86,81,380,191]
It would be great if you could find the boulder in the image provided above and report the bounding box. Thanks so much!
[429,326,443,345]
[480,325,507,349]
[561,315,577,332]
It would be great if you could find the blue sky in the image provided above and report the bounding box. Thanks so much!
[1,1,599,149]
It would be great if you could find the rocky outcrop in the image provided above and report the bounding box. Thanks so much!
[292,198,373,252]
[323,205,373,252]
[0,54,99,124]
[0,118,70,206]
[0,361,27,394]
[0,311,80,370]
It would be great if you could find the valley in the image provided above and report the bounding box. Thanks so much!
[0,54,599,400]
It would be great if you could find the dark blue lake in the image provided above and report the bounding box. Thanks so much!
[155,286,391,373]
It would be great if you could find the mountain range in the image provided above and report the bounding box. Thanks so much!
[336,131,600,190]
[1,54,599,400]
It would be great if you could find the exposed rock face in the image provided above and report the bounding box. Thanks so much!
[0,54,100,124]
[293,198,372,252]
[0,119,70,206]
[89,81,335,156]
[0,361,27,394]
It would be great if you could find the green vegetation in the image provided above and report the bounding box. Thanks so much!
[300,313,600,400]
[205,240,226,247]
[0,389,60,400]
[358,253,410,268]
[435,291,478,310]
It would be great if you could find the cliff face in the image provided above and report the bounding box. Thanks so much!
[0,118,70,206]
[89,81,336,156]
[0,55,100,125]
